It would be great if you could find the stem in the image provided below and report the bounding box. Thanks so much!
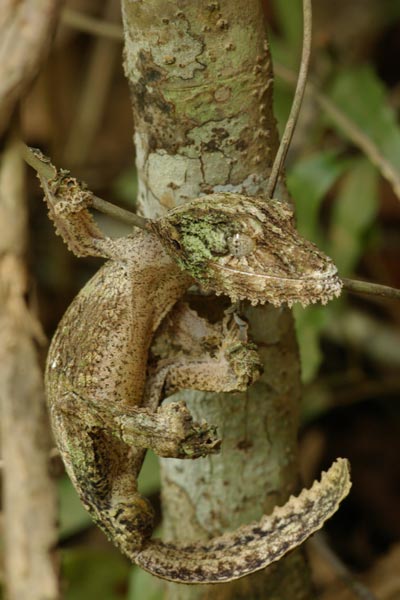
[266,0,312,198]
[61,7,123,41]
[21,143,148,230]
[62,0,121,166]
[341,278,400,301]
[22,142,400,303]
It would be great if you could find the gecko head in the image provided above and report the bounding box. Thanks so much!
[151,193,342,307]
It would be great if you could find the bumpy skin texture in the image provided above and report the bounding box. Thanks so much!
[38,153,350,584]
[153,193,342,307]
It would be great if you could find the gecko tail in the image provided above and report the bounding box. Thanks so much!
[135,457,351,584]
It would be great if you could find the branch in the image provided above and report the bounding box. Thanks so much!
[61,7,123,41]
[0,0,63,135]
[310,534,378,600]
[22,144,400,303]
[266,0,312,198]
[341,278,400,301]
[0,131,59,600]
[21,143,148,230]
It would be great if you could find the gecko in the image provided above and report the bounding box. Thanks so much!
[37,151,351,584]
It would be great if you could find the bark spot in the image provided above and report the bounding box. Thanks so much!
[214,86,231,103]
[237,438,253,451]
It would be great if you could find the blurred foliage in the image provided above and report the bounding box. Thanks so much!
[329,157,379,275]
[113,167,138,210]
[59,476,93,540]
[328,65,400,176]
[272,0,400,383]
[128,569,163,600]
[62,548,130,600]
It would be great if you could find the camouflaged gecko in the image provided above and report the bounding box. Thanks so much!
[38,152,351,584]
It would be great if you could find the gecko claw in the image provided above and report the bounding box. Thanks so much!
[157,401,221,458]
[182,426,221,458]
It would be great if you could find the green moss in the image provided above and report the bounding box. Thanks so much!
[172,212,238,280]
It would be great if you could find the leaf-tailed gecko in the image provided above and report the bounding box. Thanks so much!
[37,152,350,584]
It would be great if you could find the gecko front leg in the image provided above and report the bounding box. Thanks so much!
[53,391,220,460]
[148,301,262,399]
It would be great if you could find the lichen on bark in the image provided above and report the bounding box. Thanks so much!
[121,1,315,598]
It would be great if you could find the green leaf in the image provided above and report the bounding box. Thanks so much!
[287,152,349,382]
[287,150,349,245]
[329,157,379,275]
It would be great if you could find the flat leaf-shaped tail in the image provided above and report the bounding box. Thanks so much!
[135,457,351,584]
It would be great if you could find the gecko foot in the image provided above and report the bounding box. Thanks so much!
[156,401,221,459]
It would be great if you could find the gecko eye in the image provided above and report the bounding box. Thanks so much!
[171,239,182,251]
[227,233,256,257]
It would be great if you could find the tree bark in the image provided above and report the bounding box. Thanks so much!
[121,2,315,598]
[0,133,59,599]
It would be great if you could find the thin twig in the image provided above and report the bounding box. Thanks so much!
[274,62,400,202]
[61,7,123,41]
[58,7,400,204]
[310,534,378,600]
[266,0,312,198]
[21,143,148,230]
[21,145,400,302]
[90,196,148,229]
[341,278,400,301]
[62,0,122,166]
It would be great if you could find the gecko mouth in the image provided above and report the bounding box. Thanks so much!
[212,262,338,282]
[207,263,342,307]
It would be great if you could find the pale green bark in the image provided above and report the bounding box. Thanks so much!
[121,1,315,598]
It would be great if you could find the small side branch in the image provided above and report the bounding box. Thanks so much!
[21,143,148,230]
[22,143,400,303]
[61,7,123,41]
[341,278,400,301]
[266,0,313,198]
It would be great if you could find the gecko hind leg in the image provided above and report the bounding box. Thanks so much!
[54,410,155,552]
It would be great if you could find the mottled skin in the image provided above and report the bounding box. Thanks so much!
[39,155,350,584]
[153,194,342,307]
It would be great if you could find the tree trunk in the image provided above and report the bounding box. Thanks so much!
[0,133,59,600]
[121,2,315,598]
